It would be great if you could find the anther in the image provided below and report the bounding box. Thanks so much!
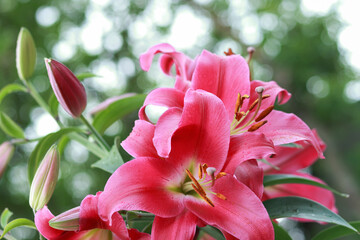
[215,172,227,179]
[248,99,259,111]
[198,164,203,179]
[185,169,204,195]
[224,48,235,56]
[235,111,245,121]
[234,93,242,113]
[216,193,227,200]
[248,120,268,132]
[255,105,274,122]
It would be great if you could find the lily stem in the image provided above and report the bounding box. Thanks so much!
[80,114,111,151]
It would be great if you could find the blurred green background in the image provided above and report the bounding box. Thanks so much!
[0,0,359,239]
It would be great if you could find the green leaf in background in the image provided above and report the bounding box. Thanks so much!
[76,72,99,81]
[27,128,82,183]
[93,94,146,134]
[312,221,360,240]
[0,218,36,239]
[48,94,59,118]
[263,197,358,233]
[92,137,124,173]
[263,174,349,197]
[0,112,25,139]
[0,84,27,105]
[200,225,225,240]
[273,222,292,240]
[0,209,13,229]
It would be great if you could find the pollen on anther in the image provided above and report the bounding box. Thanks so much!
[255,105,274,122]
[216,193,227,200]
[215,172,227,179]
[248,120,268,132]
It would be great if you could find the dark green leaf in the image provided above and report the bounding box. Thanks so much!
[92,137,124,173]
[93,94,146,134]
[0,209,13,229]
[28,128,82,183]
[76,72,99,81]
[0,218,36,239]
[48,94,59,118]
[273,222,292,240]
[264,197,358,233]
[200,225,225,240]
[263,174,349,197]
[0,112,25,139]
[312,221,360,240]
[0,84,27,105]
[280,143,303,148]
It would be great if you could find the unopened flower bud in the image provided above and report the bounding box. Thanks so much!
[29,146,59,211]
[16,27,36,82]
[49,206,80,231]
[45,58,87,118]
[0,142,15,178]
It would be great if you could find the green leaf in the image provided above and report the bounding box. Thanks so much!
[0,218,36,239]
[76,72,99,81]
[200,225,225,240]
[0,209,13,229]
[264,197,358,233]
[28,128,82,183]
[93,94,146,134]
[48,94,59,118]
[263,174,349,197]
[273,222,292,240]
[0,112,25,139]
[92,137,124,173]
[312,221,360,240]
[280,143,303,148]
[0,84,27,105]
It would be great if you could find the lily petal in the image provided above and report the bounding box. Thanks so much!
[249,80,291,108]
[234,160,264,199]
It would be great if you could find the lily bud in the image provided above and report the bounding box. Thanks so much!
[16,27,36,82]
[49,206,80,231]
[45,58,87,118]
[0,142,15,178]
[29,146,59,211]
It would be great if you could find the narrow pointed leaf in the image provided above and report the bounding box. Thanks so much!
[0,209,13,229]
[263,197,358,233]
[28,128,82,183]
[93,94,146,134]
[0,218,36,239]
[0,84,27,104]
[76,72,99,81]
[200,225,225,240]
[92,137,124,173]
[0,112,25,139]
[263,174,349,197]
[312,221,360,240]
[272,222,291,240]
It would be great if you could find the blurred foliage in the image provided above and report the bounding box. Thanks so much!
[0,0,359,239]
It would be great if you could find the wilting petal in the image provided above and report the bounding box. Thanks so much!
[98,157,185,224]
[139,88,184,121]
[249,80,291,108]
[234,160,264,199]
[264,172,337,218]
[185,176,274,240]
[191,50,250,120]
[255,111,324,158]
[223,133,275,174]
[121,120,158,158]
[262,129,326,173]
[152,211,197,240]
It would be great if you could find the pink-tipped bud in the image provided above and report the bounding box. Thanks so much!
[29,146,59,211]
[0,142,15,178]
[45,58,87,118]
[49,206,80,231]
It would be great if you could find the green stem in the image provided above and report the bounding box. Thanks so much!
[26,82,52,117]
[68,133,107,158]
[79,114,111,151]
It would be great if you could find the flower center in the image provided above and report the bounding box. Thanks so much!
[230,86,274,135]
[182,164,227,207]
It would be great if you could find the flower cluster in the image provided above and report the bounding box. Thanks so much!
[33,43,337,240]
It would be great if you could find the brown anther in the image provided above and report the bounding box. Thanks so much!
[185,169,205,195]
[248,120,268,132]
[234,93,242,113]
[255,106,274,122]
[198,164,203,179]
[235,111,245,121]
[216,193,227,200]
[215,172,227,179]
[262,94,270,100]
[202,164,208,173]
[191,184,215,207]
[224,48,235,56]
[248,99,259,111]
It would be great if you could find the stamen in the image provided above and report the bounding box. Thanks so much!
[185,169,204,195]
[248,120,268,132]
[206,167,216,186]
[192,184,214,207]
[235,111,245,121]
[224,48,235,56]
[216,193,227,200]
[255,106,274,122]
[255,86,264,94]
[262,94,270,100]
[216,172,227,179]
[234,93,242,113]
[202,163,208,173]
[198,164,203,179]
[248,99,259,111]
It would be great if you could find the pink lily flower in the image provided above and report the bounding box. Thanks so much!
[138,43,324,160]
[35,192,150,240]
[99,90,274,240]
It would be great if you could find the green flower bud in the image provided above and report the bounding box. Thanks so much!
[29,145,59,211]
[16,27,36,82]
